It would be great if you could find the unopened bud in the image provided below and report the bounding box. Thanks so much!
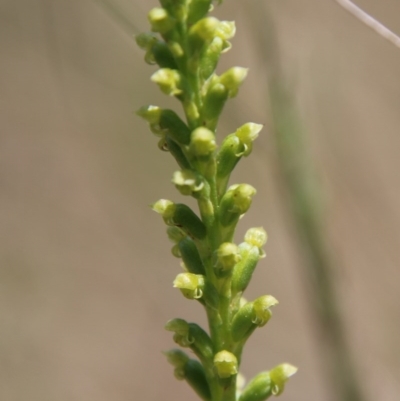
[173,273,205,299]
[165,348,211,398]
[165,137,191,170]
[165,319,213,363]
[253,295,278,327]
[216,20,236,41]
[216,134,244,182]
[136,105,162,125]
[203,82,229,128]
[189,17,219,41]
[269,364,298,396]
[235,123,263,156]
[135,32,157,50]
[166,226,186,243]
[172,204,207,239]
[190,127,217,157]
[244,227,267,248]
[219,184,257,227]
[164,349,189,368]
[178,237,205,275]
[172,170,204,196]
[216,242,241,272]
[219,67,248,98]
[151,41,178,69]
[151,199,176,220]
[168,41,184,58]
[200,37,223,80]
[148,7,175,34]
[159,109,191,145]
[214,350,238,379]
[238,371,272,401]
[231,242,261,296]
[151,68,182,96]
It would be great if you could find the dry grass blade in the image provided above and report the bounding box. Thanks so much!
[334,0,400,48]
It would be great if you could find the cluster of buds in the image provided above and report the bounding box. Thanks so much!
[137,1,296,400]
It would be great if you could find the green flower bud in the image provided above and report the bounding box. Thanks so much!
[148,7,175,34]
[189,17,220,41]
[214,350,238,379]
[178,237,206,275]
[219,184,257,227]
[215,20,236,41]
[164,349,212,400]
[230,295,277,342]
[165,319,213,363]
[151,41,178,69]
[167,226,186,243]
[269,364,298,396]
[231,242,260,296]
[164,348,190,368]
[253,295,278,327]
[158,136,169,151]
[136,32,157,50]
[172,170,204,196]
[165,136,191,170]
[172,204,207,239]
[165,318,192,346]
[238,371,272,401]
[216,21,235,40]
[187,0,213,25]
[151,199,176,220]
[244,227,268,248]
[136,105,162,125]
[183,359,212,401]
[203,82,229,128]
[171,244,181,258]
[151,68,182,96]
[235,123,263,156]
[231,301,255,342]
[216,133,243,182]
[200,37,223,80]
[215,242,241,272]
[168,41,184,58]
[159,109,191,145]
[202,279,220,310]
[136,33,159,65]
[173,272,205,299]
[219,67,248,98]
[154,202,206,239]
[189,127,217,157]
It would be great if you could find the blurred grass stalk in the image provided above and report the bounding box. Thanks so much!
[247,4,366,401]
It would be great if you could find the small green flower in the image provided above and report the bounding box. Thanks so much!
[148,7,175,34]
[219,67,248,98]
[215,242,241,272]
[172,170,205,196]
[214,350,238,379]
[173,272,205,299]
[253,295,279,327]
[190,127,217,157]
[151,68,182,96]
[244,227,268,249]
[270,364,298,396]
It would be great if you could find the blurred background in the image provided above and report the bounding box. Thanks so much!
[1,0,400,400]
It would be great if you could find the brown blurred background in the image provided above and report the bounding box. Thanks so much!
[1,0,400,400]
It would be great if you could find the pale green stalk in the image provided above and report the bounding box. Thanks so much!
[137,1,296,400]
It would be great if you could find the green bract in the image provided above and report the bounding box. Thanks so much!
[137,1,296,400]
